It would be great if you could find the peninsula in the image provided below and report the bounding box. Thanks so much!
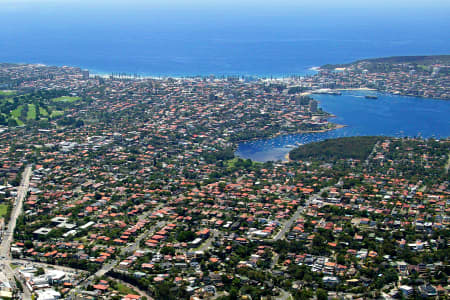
[315,55,450,99]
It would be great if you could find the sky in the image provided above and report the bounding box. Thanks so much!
[3,0,450,12]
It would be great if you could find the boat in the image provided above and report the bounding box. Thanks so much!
[365,95,378,99]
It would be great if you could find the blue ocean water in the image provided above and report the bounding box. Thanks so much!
[235,91,450,162]
[0,1,449,76]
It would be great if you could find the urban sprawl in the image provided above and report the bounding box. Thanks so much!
[0,59,449,300]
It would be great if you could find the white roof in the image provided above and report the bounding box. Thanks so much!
[36,288,61,300]
[46,269,66,281]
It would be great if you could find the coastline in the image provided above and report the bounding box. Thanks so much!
[232,123,347,144]
[281,124,348,162]
[281,123,347,135]
[336,87,377,91]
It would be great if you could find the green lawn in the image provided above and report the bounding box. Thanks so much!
[225,157,261,168]
[39,106,49,116]
[115,282,138,295]
[11,105,23,118]
[0,98,14,104]
[225,158,239,167]
[15,118,24,126]
[52,96,81,103]
[27,104,36,120]
[0,90,16,96]
[0,204,8,218]
[50,110,64,118]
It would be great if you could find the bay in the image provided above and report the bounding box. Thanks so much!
[235,91,450,162]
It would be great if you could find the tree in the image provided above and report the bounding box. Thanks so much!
[160,246,175,256]
[8,118,17,127]
[229,287,239,300]
[176,230,195,242]
[316,288,328,300]
[36,267,45,276]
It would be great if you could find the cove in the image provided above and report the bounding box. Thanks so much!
[235,91,450,162]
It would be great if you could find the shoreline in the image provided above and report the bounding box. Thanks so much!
[336,87,377,91]
[235,123,347,162]
[284,153,290,162]
[90,73,311,81]
[233,123,347,144]
[280,123,347,135]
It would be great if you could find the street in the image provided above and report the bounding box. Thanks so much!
[0,165,33,300]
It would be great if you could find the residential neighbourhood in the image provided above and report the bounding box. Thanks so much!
[0,63,448,299]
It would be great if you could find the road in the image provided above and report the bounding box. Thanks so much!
[123,218,167,254]
[113,277,153,300]
[72,204,168,297]
[445,153,450,174]
[196,229,218,252]
[271,185,329,242]
[0,165,32,257]
[81,217,167,281]
[1,167,159,299]
[14,259,153,300]
[0,165,32,300]
[13,259,88,275]
[364,141,380,166]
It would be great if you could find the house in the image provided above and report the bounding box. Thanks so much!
[35,288,61,300]
[322,276,339,286]
[122,294,141,300]
[418,284,437,298]
[399,285,414,297]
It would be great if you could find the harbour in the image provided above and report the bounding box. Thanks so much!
[236,91,450,162]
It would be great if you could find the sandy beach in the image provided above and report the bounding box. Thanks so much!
[336,87,377,91]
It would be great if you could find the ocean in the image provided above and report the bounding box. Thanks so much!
[0,1,449,77]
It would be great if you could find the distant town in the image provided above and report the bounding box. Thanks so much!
[312,56,449,99]
[0,56,449,300]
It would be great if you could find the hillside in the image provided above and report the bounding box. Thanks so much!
[321,55,450,70]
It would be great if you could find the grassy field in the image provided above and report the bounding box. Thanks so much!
[52,96,81,103]
[0,90,16,96]
[27,104,36,120]
[39,106,49,116]
[225,157,261,168]
[50,110,64,118]
[11,105,23,118]
[14,118,24,126]
[115,282,138,295]
[0,91,78,127]
[0,204,8,218]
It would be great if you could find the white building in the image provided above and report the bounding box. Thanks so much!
[36,288,61,300]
